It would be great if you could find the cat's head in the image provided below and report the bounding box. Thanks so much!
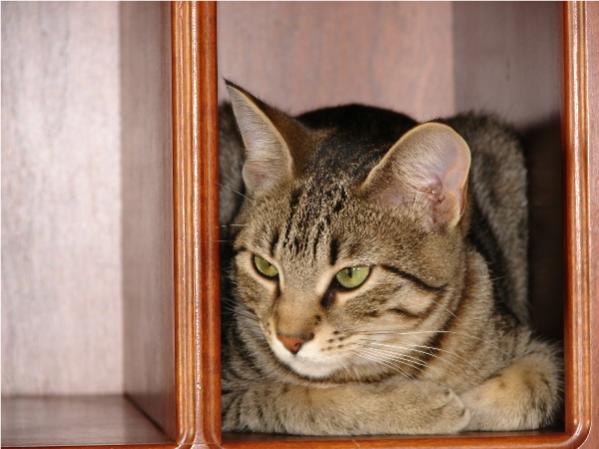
[226,82,471,380]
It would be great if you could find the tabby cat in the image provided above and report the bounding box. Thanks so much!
[219,81,561,435]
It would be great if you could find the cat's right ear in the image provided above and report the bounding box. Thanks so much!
[226,81,306,195]
[360,123,471,230]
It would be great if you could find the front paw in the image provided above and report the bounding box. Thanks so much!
[377,381,471,434]
[414,383,471,434]
[461,351,561,431]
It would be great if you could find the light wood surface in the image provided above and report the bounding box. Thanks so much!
[453,2,562,126]
[218,2,560,128]
[1,1,123,396]
[218,2,455,121]
[120,2,177,441]
[1,395,171,446]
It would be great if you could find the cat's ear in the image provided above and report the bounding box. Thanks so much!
[360,123,471,229]
[226,81,307,194]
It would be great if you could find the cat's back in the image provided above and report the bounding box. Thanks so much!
[443,114,528,323]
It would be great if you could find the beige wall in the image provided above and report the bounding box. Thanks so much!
[218,2,455,121]
[218,2,560,128]
[2,2,123,395]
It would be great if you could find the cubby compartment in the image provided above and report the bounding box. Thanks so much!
[2,2,597,448]
[2,2,176,446]
[215,1,593,448]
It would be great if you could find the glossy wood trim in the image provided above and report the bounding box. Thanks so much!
[573,1,599,448]
[195,0,222,445]
[562,2,593,447]
[172,1,220,446]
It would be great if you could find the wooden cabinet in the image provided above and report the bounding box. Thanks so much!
[2,2,597,448]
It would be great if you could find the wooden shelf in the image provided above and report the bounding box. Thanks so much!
[1,395,173,447]
[2,1,598,448]
[221,431,568,449]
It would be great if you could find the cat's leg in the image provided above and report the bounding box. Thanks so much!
[222,379,471,435]
[461,342,561,431]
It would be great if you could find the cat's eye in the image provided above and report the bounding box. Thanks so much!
[253,255,279,278]
[335,266,370,289]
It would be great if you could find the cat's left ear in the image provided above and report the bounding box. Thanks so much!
[360,123,471,229]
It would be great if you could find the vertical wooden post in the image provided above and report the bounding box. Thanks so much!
[172,1,220,446]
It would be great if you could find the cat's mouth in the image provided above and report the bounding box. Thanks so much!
[270,335,348,379]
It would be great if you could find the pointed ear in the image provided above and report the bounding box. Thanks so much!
[360,123,471,229]
[226,81,308,194]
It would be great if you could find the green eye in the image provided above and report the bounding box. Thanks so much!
[335,266,370,289]
[253,255,279,278]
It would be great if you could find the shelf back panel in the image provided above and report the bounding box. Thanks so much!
[1,1,124,396]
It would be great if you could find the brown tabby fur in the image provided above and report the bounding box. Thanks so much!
[219,82,561,435]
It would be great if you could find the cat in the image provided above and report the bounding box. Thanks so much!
[218,81,561,435]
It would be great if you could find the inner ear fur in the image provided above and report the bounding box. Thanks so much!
[360,122,471,229]
[226,81,312,194]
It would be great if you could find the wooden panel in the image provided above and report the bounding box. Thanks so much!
[453,2,564,341]
[1,396,172,447]
[120,2,176,441]
[218,2,455,121]
[453,2,562,127]
[1,1,123,395]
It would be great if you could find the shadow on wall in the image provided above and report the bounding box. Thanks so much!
[119,2,176,439]
[453,2,564,342]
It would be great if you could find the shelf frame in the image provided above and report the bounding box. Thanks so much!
[179,1,598,448]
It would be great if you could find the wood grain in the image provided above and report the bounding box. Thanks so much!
[171,1,220,445]
[562,2,593,446]
[1,1,123,396]
[1,396,171,447]
[453,2,562,128]
[217,2,455,121]
[572,2,599,448]
[120,2,177,441]
[582,2,599,447]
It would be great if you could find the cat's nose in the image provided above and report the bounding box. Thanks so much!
[276,333,313,354]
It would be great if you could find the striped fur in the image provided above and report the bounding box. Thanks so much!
[219,93,561,435]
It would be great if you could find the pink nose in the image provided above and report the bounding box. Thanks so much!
[277,334,307,354]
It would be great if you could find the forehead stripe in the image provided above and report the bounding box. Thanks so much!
[381,264,447,293]
[282,187,302,249]
[269,229,280,257]
[329,238,339,266]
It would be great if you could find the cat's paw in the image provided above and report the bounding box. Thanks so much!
[418,384,471,434]
[381,380,471,434]
[461,351,561,431]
